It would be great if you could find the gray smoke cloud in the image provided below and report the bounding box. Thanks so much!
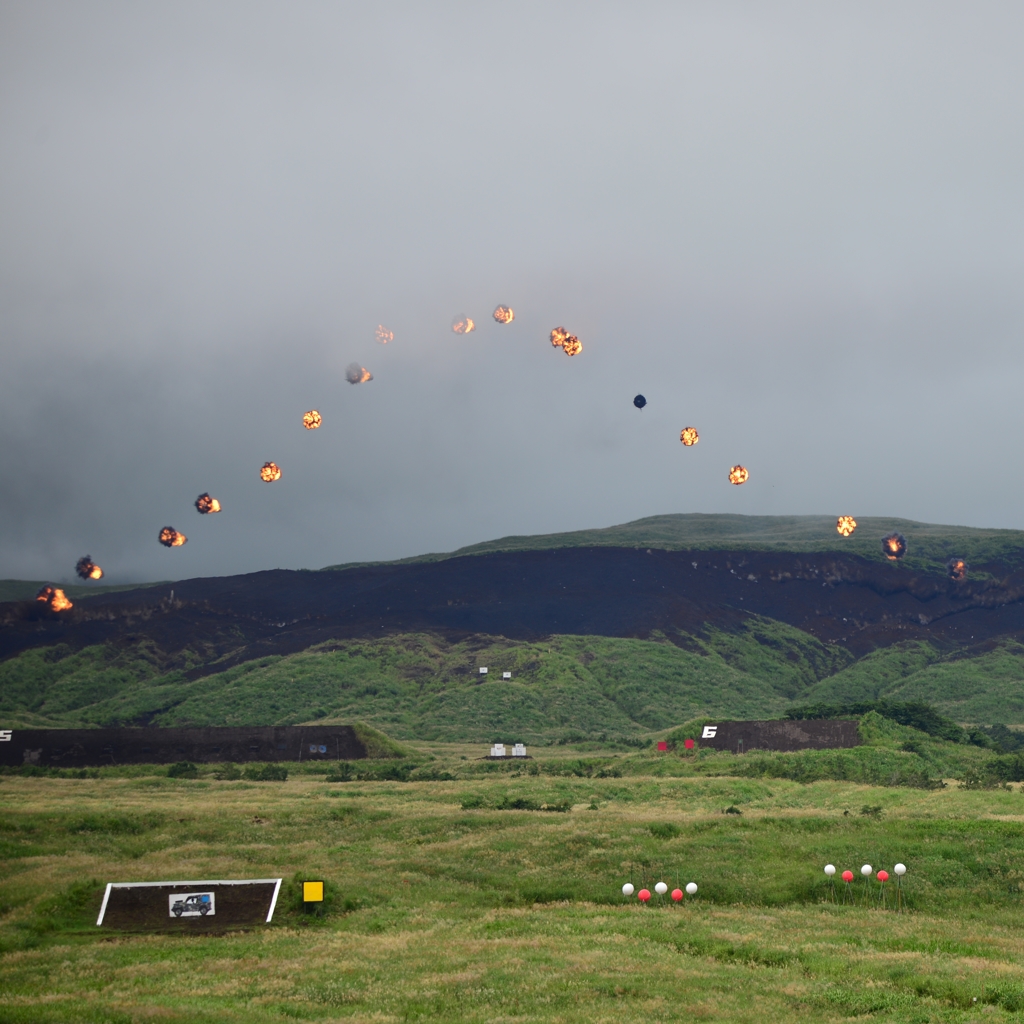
[2,2,1024,584]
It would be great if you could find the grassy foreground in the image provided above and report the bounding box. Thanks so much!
[5,751,1024,1022]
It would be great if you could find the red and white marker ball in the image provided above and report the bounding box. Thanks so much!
[638,889,651,902]
[671,888,683,902]
[877,870,889,882]
[842,870,854,882]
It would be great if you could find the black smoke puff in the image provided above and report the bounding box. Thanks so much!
[633,394,647,409]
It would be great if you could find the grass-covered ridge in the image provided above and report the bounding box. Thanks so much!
[0,622,842,738]
[323,513,1024,575]
[3,622,1024,736]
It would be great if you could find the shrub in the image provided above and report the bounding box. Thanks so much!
[167,761,199,779]
[325,762,353,782]
[649,822,681,838]
[243,763,288,782]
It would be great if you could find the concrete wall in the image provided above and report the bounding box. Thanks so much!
[0,725,367,767]
[695,719,860,753]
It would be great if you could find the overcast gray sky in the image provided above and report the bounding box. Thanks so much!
[2,2,1023,583]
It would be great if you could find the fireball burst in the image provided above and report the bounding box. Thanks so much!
[195,493,222,514]
[882,532,907,560]
[375,325,393,344]
[836,516,857,537]
[679,427,699,447]
[302,410,322,430]
[36,585,72,611]
[947,557,967,581]
[345,363,373,385]
[452,317,476,335]
[259,462,282,483]
[493,306,514,324]
[728,465,749,485]
[75,555,104,580]
[158,527,187,548]
[549,327,582,356]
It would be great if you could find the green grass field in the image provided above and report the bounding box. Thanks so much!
[5,745,1024,1023]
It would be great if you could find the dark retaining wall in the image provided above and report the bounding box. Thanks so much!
[696,720,860,753]
[0,726,366,768]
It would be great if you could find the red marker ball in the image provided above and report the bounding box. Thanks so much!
[671,888,683,902]
[638,889,651,902]
[877,870,889,882]
[842,871,854,882]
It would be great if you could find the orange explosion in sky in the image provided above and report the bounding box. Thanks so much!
[260,462,282,482]
[882,532,907,560]
[836,516,857,537]
[493,305,514,324]
[947,557,967,582]
[679,427,699,447]
[194,493,222,514]
[452,317,476,334]
[158,527,187,548]
[549,327,582,356]
[36,585,73,611]
[75,555,103,580]
[375,325,393,344]
[728,465,749,485]
[345,363,373,384]
[302,410,322,430]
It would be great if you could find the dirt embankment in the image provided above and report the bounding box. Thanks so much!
[3,548,1023,674]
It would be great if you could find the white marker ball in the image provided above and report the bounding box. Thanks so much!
[824,864,836,877]
[622,883,634,896]
[894,863,907,876]
[655,882,668,895]
[861,864,872,877]
[685,882,698,895]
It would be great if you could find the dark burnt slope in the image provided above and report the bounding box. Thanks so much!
[4,548,1024,676]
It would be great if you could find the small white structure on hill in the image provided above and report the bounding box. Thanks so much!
[490,743,506,757]
[502,671,512,679]
[479,667,488,675]
[512,743,526,757]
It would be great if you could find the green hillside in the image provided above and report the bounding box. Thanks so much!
[322,513,1024,576]
[4,620,1024,738]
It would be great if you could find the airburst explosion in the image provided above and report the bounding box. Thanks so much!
[302,410,322,430]
[75,555,104,580]
[375,325,393,344]
[345,363,373,384]
[452,317,475,334]
[259,462,282,482]
[836,516,857,537]
[728,465,749,485]
[195,493,222,514]
[549,327,581,356]
[493,305,514,324]
[158,527,187,548]
[679,427,699,447]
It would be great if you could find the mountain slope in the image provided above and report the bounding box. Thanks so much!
[3,514,1024,736]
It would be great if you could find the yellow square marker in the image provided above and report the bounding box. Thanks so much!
[303,881,324,903]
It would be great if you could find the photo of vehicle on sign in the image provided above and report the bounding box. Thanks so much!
[168,892,215,918]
